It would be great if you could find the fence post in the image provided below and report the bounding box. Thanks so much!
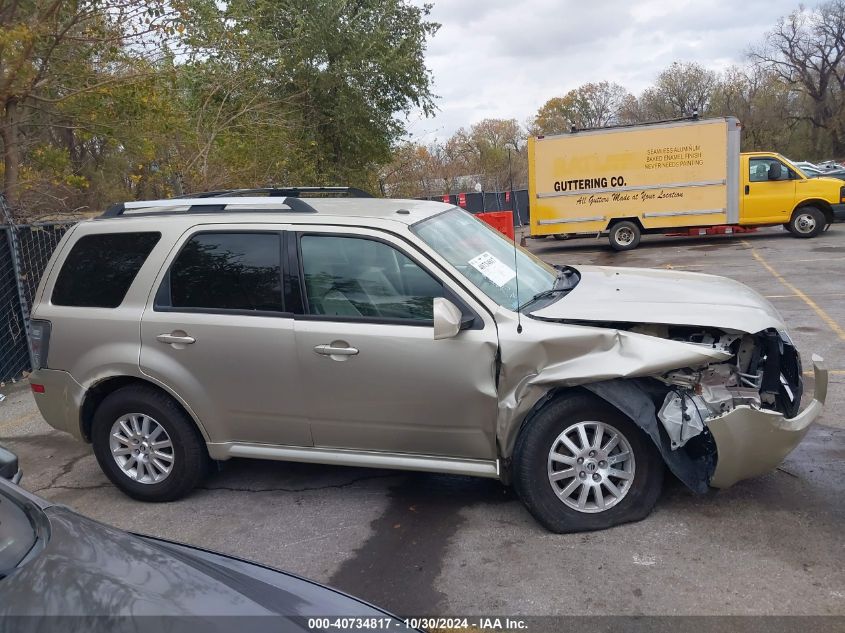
[0,195,35,372]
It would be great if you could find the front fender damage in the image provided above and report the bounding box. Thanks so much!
[495,311,730,465]
[495,306,825,493]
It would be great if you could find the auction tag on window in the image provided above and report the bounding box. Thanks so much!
[468,251,516,287]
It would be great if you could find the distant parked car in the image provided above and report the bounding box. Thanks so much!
[811,169,845,181]
[0,448,409,626]
[791,160,821,174]
[799,165,823,178]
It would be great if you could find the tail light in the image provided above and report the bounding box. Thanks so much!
[840,185,844,203]
[29,319,52,370]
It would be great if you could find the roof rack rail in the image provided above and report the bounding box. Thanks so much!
[173,186,372,199]
[99,195,321,218]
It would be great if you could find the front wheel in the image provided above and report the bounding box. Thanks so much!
[513,394,664,532]
[608,221,641,251]
[788,207,825,238]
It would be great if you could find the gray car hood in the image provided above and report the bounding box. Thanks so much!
[530,265,785,333]
[0,505,393,625]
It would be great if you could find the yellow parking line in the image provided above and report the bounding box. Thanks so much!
[742,240,845,343]
[764,292,845,299]
[804,369,845,376]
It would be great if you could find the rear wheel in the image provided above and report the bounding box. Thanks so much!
[788,207,825,238]
[92,385,210,501]
[513,394,664,533]
[608,221,641,251]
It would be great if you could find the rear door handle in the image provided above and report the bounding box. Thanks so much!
[745,185,750,195]
[156,333,196,345]
[314,344,359,356]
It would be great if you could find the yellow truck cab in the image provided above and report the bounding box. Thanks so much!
[740,151,845,233]
[527,117,845,250]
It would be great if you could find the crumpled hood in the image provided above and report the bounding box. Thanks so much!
[531,265,785,333]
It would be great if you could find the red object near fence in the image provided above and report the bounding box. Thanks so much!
[477,211,515,240]
[458,192,467,208]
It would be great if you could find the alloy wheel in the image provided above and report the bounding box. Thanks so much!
[547,420,636,513]
[109,413,175,484]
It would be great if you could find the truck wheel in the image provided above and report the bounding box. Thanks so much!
[608,221,641,251]
[512,393,664,533]
[552,234,569,241]
[788,207,825,238]
[91,385,210,502]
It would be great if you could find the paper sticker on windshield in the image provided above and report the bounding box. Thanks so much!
[468,251,516,287]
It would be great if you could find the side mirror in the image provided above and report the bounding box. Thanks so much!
[433,297,463,340]
[0,446,22,484]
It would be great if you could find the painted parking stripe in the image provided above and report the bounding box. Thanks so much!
[742,240,845,343]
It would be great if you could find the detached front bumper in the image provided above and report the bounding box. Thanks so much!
[708,355,828,488]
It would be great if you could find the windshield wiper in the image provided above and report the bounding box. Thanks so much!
[518,287,570,312]
[518,266,580,312]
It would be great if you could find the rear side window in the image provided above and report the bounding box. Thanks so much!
[52,232,161,307]
[167,233,283,312]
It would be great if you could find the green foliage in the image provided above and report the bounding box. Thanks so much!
[0,0,439,216]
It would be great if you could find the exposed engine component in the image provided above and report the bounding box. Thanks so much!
[654,329,793,449]
[658,391,707,449]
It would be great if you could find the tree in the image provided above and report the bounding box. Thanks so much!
[710,65,804,154]
[0,0,181,208]
[220,0,440,190]
[751,0,845,156]
[447,118,525,191]
[638,62,718,120]
[532,81,630,134]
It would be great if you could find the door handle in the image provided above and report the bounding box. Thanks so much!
[745,185,750,195]
[314,344,359,356]
[156,333,196,345]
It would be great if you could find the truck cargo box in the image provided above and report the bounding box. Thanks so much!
[528,117,741,244]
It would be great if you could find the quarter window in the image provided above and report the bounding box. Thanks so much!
[168,233,283,312]
[300,235,443,321]
[52,232,160,308]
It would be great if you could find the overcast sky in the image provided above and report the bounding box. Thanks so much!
[405,0,805,142]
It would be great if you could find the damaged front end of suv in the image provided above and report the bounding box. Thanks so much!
[496,265,828,494]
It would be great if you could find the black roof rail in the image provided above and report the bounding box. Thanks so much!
[173,186,373,199]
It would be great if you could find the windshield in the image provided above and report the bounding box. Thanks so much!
[412,208,557,310]
[0,487,37,578]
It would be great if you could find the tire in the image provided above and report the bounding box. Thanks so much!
[552,234,569,241]
[513,393,664,533]
[608,221,641,251]
[92,384,210,502]
[788,207,825,238]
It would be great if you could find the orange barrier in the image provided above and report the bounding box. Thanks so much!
[477,211,515,240]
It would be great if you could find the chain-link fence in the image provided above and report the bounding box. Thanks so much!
[1,220,76,383]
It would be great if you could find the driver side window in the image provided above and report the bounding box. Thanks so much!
[299,235,443,322]
[749,158,793,182]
